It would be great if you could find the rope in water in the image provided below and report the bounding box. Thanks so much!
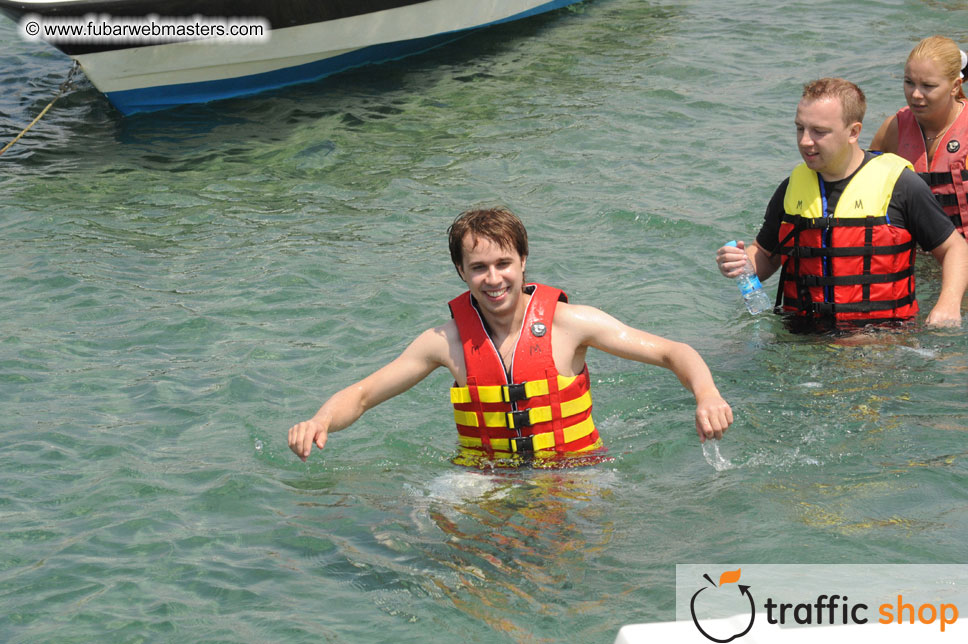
[0,61,80,157]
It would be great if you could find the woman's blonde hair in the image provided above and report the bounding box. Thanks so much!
[907,35,967,101]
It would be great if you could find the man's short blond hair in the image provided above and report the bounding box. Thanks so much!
[801,78,866,126]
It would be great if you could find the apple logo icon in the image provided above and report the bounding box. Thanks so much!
[689,569,755,643]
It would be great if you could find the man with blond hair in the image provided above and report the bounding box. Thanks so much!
[716,78,967,328]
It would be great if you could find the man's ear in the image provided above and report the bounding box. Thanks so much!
[848,121,862,142]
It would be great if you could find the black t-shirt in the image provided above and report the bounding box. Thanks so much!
[755,151,956,254]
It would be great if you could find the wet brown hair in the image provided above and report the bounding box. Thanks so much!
[447,207,528,276]
[801,78,866,126]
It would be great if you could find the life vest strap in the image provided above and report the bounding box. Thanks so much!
[780,213,890,229]
[453,390,592,429]
[457,416,596,453]
[449,374,579,405]
[794,266,914,287]
[919,169,968,187]
[936,193,959,208]
[776,240,914,258]
[785,293,916,314]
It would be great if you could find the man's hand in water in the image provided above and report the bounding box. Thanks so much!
[288,418,329,461]
[695,392,733,442]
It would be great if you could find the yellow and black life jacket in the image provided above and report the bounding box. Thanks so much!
[776,153,918,322]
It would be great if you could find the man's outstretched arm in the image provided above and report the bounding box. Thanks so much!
[560,304,734,442]
[288,325,452,461]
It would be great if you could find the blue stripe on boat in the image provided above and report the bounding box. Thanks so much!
[104,0,580,114]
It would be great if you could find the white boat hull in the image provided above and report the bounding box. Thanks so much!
[0,0,583,114]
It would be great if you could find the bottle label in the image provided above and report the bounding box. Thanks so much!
[738,275,763,296]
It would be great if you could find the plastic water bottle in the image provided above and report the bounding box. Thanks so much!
[725,241,772,315]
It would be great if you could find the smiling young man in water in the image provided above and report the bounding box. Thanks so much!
[288,207,733,467]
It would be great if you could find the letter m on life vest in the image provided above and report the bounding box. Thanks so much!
[855,198,863,209]
[796,200,803,210]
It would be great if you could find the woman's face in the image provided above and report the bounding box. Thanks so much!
[904,56,961,123]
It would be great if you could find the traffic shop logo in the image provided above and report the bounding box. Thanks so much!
[690,568,755,643]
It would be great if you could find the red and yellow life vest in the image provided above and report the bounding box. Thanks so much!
[776,153,919,323]
[448,283,601,464]
[896,102,968,237]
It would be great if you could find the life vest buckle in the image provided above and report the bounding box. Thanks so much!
[509,435,534,454]
[502,383,528,403]
[507,410,532,429]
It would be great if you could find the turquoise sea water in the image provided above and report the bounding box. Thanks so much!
[1,1,967,642]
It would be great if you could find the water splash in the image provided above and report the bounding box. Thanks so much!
[702,440,734,471]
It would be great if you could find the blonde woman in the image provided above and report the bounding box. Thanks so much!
[871,35,968,237]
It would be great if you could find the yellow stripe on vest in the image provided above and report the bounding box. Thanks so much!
[457,416,597,452]
[783,153,912,219]
[449,374,579,405]
[453,390,592,428]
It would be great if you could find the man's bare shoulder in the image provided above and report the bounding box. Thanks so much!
[554,301,618,329]
[551,301,630,351]
[408,319,462,372]
[413,319,459,349]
